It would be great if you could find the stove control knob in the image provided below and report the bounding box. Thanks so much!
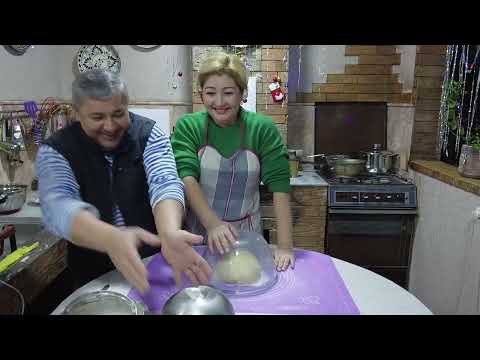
[386,195,392,199]
[352,195,358,200]
[362,195,369,200]
[375,195,381,200]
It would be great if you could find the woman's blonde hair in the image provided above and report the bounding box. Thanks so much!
[197,52,248,93]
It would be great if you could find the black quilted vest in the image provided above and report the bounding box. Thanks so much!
[43,112,158,287]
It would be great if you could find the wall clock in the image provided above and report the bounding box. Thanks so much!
[75,45,121,74]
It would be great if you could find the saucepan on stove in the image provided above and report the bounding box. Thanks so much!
[306,154,366,176]
[0,184,27,214]
[305,154,349,172]
[333,158,367,177]
[361,144,400,174]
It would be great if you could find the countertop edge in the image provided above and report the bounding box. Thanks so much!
[409,160,480,197]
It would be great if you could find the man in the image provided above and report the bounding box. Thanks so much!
[36,69,212,293]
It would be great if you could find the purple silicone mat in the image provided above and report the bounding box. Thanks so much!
[128,247,360,315]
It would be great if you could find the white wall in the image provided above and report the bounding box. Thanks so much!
[387,105,415,169]
[0,45,193,102]
[393,45,416,93]
[0,45,65,101]
[409,170,480,314]
[57,45,192,102]
[289,45,357,97]
[0,45,193,185]
[287,45,417,101]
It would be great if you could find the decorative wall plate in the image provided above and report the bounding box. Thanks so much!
[130,45,162,52]
[3,45,31,56]
[75,45,121,74]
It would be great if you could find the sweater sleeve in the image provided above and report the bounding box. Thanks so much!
[143,122,185,210]
[258,117,291,193]
[171,114,203,180]
[36,144,100,240]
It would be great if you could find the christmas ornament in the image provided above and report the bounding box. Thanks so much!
[269,75,285,103]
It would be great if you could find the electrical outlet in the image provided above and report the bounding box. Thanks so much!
[473,207,480,219]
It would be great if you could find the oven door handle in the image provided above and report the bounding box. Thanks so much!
[328,208,417,215]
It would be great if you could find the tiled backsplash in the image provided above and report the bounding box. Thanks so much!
[287,102,415,169]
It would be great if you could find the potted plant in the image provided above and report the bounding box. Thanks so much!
[458,132,480,178]
[442,79,480,177]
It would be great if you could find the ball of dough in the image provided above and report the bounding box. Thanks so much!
[216,249,262,284]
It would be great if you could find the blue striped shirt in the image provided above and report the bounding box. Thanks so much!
[36,122,185,240]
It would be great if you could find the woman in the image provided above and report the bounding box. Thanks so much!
[171,52,294,271]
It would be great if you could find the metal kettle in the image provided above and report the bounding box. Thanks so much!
[363,144,399,174]
[364,144,382,174]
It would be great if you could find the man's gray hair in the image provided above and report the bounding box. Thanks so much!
[72,70,129,109]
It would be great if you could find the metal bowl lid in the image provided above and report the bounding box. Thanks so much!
[162,285,235,315]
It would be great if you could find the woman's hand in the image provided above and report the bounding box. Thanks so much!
[207,222,238,255]
[273,247,295,271]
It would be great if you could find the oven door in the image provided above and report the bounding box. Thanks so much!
[326,208,417,287]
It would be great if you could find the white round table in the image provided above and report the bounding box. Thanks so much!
[52,253,432,315]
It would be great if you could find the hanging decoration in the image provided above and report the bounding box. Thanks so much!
[297,45,303,91]
[439,44,480,161]
[269,73,285,103]
[75,45,121,74]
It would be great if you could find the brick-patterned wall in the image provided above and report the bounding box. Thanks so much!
[261,186,327,253]
[409,45,447,160]
[296,45,413,104]
[191,45,289,142]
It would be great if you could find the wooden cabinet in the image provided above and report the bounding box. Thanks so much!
[260,185,327,253]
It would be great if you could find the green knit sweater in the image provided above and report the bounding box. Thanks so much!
[171,109,291,193]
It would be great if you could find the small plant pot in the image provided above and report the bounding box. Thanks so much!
[458,144,480,178]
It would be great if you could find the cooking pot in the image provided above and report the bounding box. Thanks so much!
[334,158,366,177]
[306,154,348,172]
[0,185,27,214]
[162,285,235,315]
[362,144,399,174]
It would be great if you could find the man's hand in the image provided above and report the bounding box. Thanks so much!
[160,229,213,286]
[106,227,162,294]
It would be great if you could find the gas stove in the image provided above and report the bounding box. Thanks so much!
[323,173,417,209]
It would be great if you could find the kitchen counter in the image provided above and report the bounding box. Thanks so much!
[0,229,66,314]
[410,160,480,197]
[0,193,67,315]
[290,170,328,186]
[0,191,42,225]
[261,170,328,253]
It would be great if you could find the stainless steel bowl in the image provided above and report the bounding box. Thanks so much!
[62,291,146,315]
[0,184,27,214]
[162,285,235,315]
